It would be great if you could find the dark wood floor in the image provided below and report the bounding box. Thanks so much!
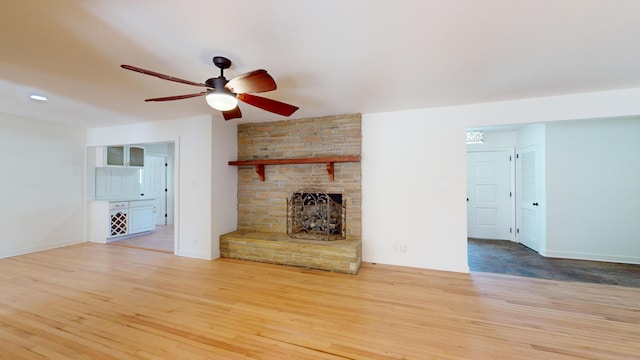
[468,238,640,287]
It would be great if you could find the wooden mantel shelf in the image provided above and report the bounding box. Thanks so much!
[229,155,360,181]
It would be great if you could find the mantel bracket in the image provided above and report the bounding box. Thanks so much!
[255,164,265,181]
[326,162,334,181]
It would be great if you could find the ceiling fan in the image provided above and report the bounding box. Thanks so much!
[121,56,299,120]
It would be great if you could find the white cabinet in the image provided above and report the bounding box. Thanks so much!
[96,145,145,168]
[127,146,145,167]
[129,200,156,234]
[108,200,156,238]
[109,202,129,237]
[105,145,125,166]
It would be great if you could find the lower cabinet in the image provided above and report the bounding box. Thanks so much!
[129,200,156,234]
[109,202,128,237]
[108,199,155,239]
[128,200,156,234]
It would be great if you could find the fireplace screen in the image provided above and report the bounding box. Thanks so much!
[287,189,346,241]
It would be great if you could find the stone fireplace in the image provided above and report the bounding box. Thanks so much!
[220,114,362,274]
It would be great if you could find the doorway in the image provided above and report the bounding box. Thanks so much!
[466,125,544,247]
[130,142,175,253]
[89,141,176,254]
[466,125,542,277]
[467,118,640,281]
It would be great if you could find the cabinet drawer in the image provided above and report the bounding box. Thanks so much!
[109,202,128,210]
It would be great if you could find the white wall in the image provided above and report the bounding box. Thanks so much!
[0,114,85,257]
[211,117,238,259]
[362,87,640,273]
[144,142,173,155]
[545,117,640,263]
[467,130,517,151]
[87,115,238,260]
[362,111,469,272]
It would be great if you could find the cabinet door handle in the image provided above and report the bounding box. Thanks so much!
[532,202,539,206]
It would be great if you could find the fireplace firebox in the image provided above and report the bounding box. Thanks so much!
[287,189,346,241]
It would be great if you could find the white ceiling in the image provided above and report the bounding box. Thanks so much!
[2,0,640,128]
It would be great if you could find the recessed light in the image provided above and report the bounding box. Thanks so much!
[29,94,48,102]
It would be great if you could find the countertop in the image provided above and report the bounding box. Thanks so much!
[93,197,155,202]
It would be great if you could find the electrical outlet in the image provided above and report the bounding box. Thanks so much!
[398,244,407,253]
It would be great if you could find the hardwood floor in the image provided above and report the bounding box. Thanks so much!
[108,225,174,253]
[0,244,638,359]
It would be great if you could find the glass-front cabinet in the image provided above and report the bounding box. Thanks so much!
[100,145,145,168]
[106,146,126,166]
[128,146,145,167]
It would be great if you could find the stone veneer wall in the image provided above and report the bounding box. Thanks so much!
[236,113,361,239]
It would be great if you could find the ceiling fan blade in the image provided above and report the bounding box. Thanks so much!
[121,64,210,88]
[225,69,277,94]
[223,106,242,121]
[145,92,206,102]
[238,93,299,116]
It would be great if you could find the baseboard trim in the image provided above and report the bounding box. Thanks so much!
[0,239,85,259]
[177,249,211,260]
[543,249,640,265]
[363,256,471,274]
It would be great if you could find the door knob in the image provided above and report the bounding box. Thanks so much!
[532,202,539,206]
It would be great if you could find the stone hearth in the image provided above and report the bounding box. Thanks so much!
[220,231,362,274]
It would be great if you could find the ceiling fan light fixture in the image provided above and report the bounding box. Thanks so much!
[122,56,298,120]
[205,89,238,111]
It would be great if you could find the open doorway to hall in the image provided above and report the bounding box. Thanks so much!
[465,123,548,279]
[466,118,640,287]
[466,123,542,251]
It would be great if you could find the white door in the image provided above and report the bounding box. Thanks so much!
[516,145,541,251]
[142,155,168,225]
[467,151,513,240]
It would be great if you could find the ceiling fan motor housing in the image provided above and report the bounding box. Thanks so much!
[206,76,229,90]
[205,76,238,111]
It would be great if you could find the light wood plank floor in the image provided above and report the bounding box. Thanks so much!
[0,243,638,359]
[108,225,174,254]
